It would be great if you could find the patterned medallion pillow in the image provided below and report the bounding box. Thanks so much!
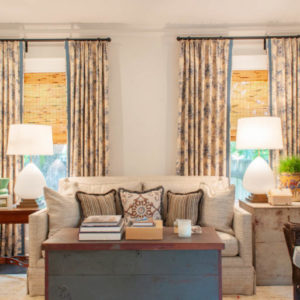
[75,190,117,219]
[118,186,164,223]
[165,189,204,227]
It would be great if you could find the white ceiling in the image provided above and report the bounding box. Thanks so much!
[1,0,300,28]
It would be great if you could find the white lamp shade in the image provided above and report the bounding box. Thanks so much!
[7,124,53,155]
[236,117,283,150]
[14,162,46,199]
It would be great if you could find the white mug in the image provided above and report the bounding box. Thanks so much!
[177,219,192,238]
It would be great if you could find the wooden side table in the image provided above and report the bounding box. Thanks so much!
[239,199,300,285]
[0,208,39,267]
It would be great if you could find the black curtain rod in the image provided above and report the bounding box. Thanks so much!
[0,37,111,42]
[177,35,300,41]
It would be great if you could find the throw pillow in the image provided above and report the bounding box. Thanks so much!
[199,184,235,235]
[44,187,81,238]
[165,189,204,227]
[118,186,163,223]
[75,190,117,219]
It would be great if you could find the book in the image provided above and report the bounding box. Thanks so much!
[80,220,124,232]
[79,228,124,241]
[132,218,155,227]
[82,215,122,227]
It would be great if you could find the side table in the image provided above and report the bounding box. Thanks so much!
[239,199,300,285]
[0,208,39,267]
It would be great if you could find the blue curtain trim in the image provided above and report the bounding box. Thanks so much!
[65,41,71,177]
[226,39,233,177]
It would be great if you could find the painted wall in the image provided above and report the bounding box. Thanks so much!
[24,31,267,176]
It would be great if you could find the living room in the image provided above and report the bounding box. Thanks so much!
[0,0,299,299]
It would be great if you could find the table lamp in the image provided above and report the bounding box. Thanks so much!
[236,117,283,203]
[7,124,53,208]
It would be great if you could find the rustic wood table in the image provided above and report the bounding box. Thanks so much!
[0,208,39,267]
[43,227,224,300]
[239,199,300,285]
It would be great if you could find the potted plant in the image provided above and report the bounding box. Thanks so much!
[279,156,300,201]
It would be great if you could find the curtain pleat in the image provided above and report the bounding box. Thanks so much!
[0,41,23,256]
[66,41,109,176]
[177,39,232,176]
[268,38,300,166]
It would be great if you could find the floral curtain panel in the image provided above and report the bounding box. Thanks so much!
[0,41,24,256]
[268,38,300,160]
[65,40,110,176]
[177,39,233,176]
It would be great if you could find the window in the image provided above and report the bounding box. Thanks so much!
[23,72,67,191]
[230,70,269,200]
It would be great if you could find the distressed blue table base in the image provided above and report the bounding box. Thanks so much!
[44,228,224,300]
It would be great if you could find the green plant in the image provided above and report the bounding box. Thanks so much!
[279,156,300,173]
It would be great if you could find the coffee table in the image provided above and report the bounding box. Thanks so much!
[43,227,224,300]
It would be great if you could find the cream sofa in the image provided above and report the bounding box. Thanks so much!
[28,176,255,296]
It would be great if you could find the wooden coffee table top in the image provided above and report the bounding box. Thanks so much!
[43,227,224,251]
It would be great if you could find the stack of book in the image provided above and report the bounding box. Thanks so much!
[79,215,124,241]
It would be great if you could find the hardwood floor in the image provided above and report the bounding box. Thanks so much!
[0,274,293,300]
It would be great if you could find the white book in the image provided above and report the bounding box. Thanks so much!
[79,229,124,241]
[80,221,124,232]
[82,215,122,227]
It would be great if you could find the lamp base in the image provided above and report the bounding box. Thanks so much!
[17,199,39,209]
[246,193,268,203]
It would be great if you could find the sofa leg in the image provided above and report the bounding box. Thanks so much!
[294,285,300,300]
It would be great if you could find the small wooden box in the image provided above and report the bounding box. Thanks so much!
[268,189,292,206]
[125,220,163,240]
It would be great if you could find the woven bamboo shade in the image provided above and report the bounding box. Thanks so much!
[23,72,67,144]
[230,70,269,141]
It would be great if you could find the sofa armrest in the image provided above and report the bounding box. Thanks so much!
[29,208,48,268]
[233,205,253,266]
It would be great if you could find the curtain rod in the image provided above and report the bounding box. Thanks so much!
[177,35,300,41]
[0,38,111,42]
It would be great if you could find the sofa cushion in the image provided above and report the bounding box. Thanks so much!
[44,187,81,238]
[200,184,235,235]
[143,180,200,220]
[165,189,203,226]
[75,190,117,219]
[119,186,163,223]
[100,182,142,215]
[217,231,239,257]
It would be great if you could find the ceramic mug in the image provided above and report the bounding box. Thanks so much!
[177,219,192,238]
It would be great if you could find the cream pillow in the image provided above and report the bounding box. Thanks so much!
[199,184,235,235]
[44,187,81,238]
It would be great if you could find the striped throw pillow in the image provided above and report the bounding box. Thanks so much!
[75,190,117,219]
[165,189,204,227]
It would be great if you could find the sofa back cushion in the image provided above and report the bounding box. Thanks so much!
[199,184,235,235]
[59,178,142,215]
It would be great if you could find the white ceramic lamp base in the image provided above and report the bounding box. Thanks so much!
[14,162,46,208]
[243,156,275,202]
